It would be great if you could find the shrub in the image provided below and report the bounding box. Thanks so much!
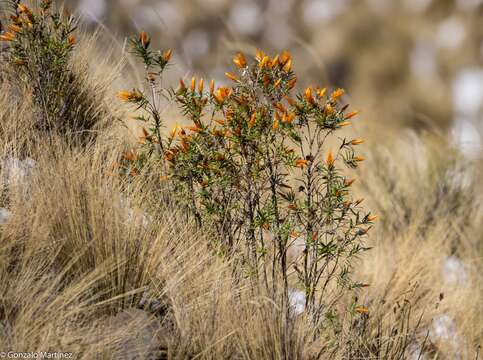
[0,0,108,144]
[119,32,376,323]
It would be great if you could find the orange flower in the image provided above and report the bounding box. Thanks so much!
[304,87,314,104]
[259,55,270,68]
[198,78,204,93]
[316,87,327,98]
[117,91,142,102]
[233,52,247,68]
[123,150,138,162]
[190,77,196,92]
[280,50,292,65]
[288,204,297,210]
[331,88,345,100]
[273,78,282,88]
[273,117,279,130]
[225,72,238,82]
[282,58,292,72]
[338,121,351,127]
[350,139,364,145]
[345,178,356,187]
[324,104,334,115]
[295,159,308,168]
[282,112,295,124]
[162,49,173,61]
[210,79,215,95]
[68,35,75,46]
[326,151,334,167]
[0,32,15,41]
[214,87,231,103]
[367,215,378,222]
[354,156,365,162]
[355,306,369,315]
[7,24,22,33]
[214,119,225,126]
[271,54,279,67]
[248,113,257,128]
[345,111,359,120]
[287,77,297,90]
[255,49,266,62]
[140,31,150,47]
[187,125,202,133]
[179,78,186,91]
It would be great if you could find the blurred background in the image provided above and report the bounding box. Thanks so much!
[67,0,482,156]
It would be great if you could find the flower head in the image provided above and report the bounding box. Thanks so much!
[225,72,238,82]
[214,87,231,103]
[350,139,364,145]
[140,31,150,48]
[280,50,292,65]
[304,87,314,104]
[7,24,22,33]
[282,58,292,73]
[0,32,15,42]
[326,151,334,167]
[68,35,76,46]
[162,49,173,62]
[118,91,143,102]
[345,111,359,120]
[210,80,215,95]
[296,159,309,168]
[248,113,257,128]
[316,87,327,98]
[233,52,247,68]
[331,88,345,100]
[355,306,369,315]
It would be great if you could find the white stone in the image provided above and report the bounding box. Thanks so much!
[78,0,106,23]
[410,41,437,78]
[1,157,37,188]
[289,288,306,315]
[103,308,167,360]
[0,208,11,224]
[229,2,262,35]
[436,17,466,49]
[442,255,468,285]
[303,0,351,25]
[453,68,483,116]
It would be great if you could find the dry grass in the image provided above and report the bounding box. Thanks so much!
[0,29,481,360]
